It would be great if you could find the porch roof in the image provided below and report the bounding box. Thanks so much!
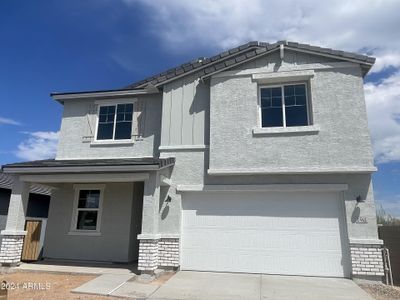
[1,157,175,174]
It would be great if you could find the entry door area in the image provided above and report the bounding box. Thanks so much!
[21,220,42,261]
[181,191,350,277]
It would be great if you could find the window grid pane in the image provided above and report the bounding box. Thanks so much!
[77,211,98,230]
[261,84,309,128]
[76,189,100,231]
[115,104,133,140]
[78,190,100,209]
[97,105,116,140]
[283,84,308,127]
[260,87,283,127]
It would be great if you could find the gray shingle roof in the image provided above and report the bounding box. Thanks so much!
[126,40,375,89]
[2,158,175,170]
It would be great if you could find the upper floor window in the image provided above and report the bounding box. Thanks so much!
[96,103,133,140]
[260,83,309,128]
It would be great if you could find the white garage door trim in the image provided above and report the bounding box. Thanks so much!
[181,190,351,277]
[177,184,349,192]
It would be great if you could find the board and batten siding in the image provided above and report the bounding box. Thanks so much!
[161,75,209,147]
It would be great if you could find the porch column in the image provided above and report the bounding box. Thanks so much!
[138,171,160,273]
[0,177,30,266]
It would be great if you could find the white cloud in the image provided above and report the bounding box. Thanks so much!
[0,117,21,126]
[123,0,400,163]
[365,72,400,163]
[16,131,59,161]
[123,0,400,69]
[370,49,400,74]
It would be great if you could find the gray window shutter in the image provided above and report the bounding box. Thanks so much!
[132,100,146,140]
[82,103,98,142]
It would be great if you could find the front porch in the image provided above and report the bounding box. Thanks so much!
[16,259,138,275]
[0,157,178,274]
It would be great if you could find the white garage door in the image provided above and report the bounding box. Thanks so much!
[181,191,350,277]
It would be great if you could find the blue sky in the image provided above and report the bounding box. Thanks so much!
[0,0,399,217]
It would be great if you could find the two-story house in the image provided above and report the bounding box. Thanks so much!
[0,41,384,280]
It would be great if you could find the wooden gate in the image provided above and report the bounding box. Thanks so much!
[21,220,42,261]
[379,226,400,285]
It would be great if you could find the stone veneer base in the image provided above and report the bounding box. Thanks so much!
[350,243,384,278]
[139,238,385,278]
[138,239,159,272]
[0,235,25,266]
[138,238,180,272]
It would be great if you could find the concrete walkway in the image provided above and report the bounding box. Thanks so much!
[72,273,162,299]
[72,271,373,300]
[73,274,135,295]
[149,271,374,300]
[17,260,138,275]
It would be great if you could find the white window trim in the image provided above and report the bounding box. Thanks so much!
[252,124,320,136]
[69,184,105,236]
[94,102,135,143]
[258,82,311,129]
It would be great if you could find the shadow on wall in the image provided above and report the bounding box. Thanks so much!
[159,186,170,220]
[189,80,209,115]
[190,79,210,146]
[351,206,361,223]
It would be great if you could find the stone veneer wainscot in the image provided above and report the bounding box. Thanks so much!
[138,237,180,272]
[350,242,384,278]
[0,235,25,266]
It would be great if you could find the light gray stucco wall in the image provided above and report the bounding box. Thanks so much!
[129,182,144,261]
[209,52,374,172]
[234,49,342,71]
[56,93,162,160]
[44,182,142,262]
[158,150,378,240]
[49,49,379,249]
[158,184,182,235]
[156,50,378,242]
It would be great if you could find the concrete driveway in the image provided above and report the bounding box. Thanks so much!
[149,271,373,300]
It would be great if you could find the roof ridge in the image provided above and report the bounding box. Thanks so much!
[125,41,264,89]
[122,40,375,90]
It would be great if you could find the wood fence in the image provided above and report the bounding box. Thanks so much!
[379,226,400,285]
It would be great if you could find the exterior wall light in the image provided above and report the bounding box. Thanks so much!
[356,195,365,203]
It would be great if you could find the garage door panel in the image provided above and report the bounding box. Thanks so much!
[183,213,341,230]
[184,229,341,251]
[181,191,350,277]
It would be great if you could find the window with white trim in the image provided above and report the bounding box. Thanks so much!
[96,103,133,140]
[259,83,310,128]
[71,186,104,233]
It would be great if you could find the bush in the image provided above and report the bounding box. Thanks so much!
[377,204,400,226]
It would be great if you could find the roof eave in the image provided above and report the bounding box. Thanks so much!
[51,85,161,104]
[284,45,375,75]
[2,163,173,174]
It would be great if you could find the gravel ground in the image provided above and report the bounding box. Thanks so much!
[1,272,122,300]
[359,283,400,300]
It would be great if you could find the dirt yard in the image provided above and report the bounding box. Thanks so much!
[359,283,400,300]
[1,272,121,300]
